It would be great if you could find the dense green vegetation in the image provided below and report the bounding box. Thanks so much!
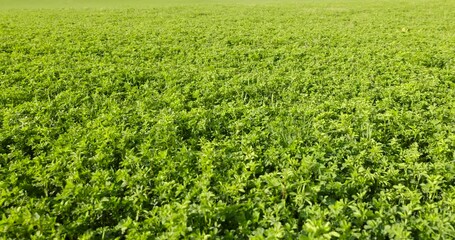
[1,0,454,238]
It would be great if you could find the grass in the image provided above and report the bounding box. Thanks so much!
[0,0,301,9]
[1,0,455,238]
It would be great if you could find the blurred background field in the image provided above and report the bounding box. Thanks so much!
[1,0,298,9]
[0,0,433,9]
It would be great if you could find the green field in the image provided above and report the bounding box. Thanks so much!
[1,0,455,239]
[0,0,296,9]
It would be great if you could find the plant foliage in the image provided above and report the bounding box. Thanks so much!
[1,1,454,239]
